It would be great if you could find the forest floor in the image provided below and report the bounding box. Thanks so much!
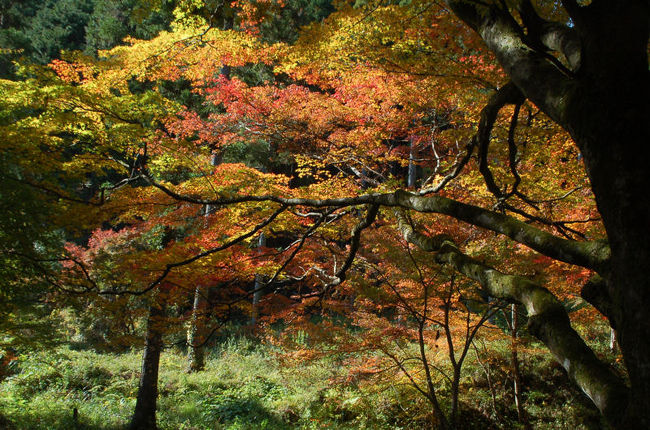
[0,331,615,429]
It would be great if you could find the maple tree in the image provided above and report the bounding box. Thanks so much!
[1,0,648,428]
[281,231,508,429]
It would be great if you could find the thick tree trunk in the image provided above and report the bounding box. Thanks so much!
[563,8,649,423]
[590,147,650,430]
[129,303,164,430]
[443,1,649,427]
[577,109,650,429]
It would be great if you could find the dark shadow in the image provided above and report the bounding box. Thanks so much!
[187,396,285,428]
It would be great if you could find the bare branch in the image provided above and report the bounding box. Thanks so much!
[395,216,629,423]
[476,82,525,200]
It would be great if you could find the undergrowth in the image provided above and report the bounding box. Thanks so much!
[0,334,613,429]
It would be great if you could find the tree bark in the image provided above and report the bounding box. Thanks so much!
[129,303,164,430]
[251,232,266,325]
[395,211,629,425]
[186,286,205,372]
[510,304,529,428]
[186,150,222,372]
[443,1,649,427]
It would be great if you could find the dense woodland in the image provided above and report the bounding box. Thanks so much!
[0,1,648,429]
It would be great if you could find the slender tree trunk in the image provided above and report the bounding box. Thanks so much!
[428,393,449,430]
[408,138,417,188]
[510,304,530,429]
[186,151,221,371]
[450,367,461,427]
[251,232,266,325]
[129,303,164,430]
[186,287,205,372]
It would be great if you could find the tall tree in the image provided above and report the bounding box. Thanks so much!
[441,1,649,427]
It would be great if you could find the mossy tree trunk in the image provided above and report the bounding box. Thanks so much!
[443,1,649,427]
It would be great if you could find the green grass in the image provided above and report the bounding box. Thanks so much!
[0,337,404,429]
[0,334,613,429]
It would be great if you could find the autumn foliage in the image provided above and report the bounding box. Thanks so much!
[3,0,637,428]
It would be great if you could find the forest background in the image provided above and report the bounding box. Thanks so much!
[0,0,647,429]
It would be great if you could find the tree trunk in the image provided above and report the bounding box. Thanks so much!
[251,232,266,325]
[510,304,529,428]
[186,286,205,372]
[186,150,222,372]
[449,367,461,427]
[582,115,650,429]
[407,138,417,188]
[563,10,649,422]
[129,303,164,430]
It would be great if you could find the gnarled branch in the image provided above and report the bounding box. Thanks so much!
[141,170,610,270]
[394,210,628,424]
[445,0,577,127]
[476,81,525,200]
[517,0,581,70]
[581,274,614,326]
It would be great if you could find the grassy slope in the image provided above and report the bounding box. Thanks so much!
[0,334,615,429]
